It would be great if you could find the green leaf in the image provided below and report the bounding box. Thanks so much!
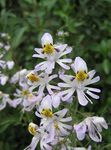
[11,27,28,49]
[102,59,111,74]
[0,115,20,133]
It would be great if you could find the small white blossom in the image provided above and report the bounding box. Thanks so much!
[0,91,20,110]
[0,72,8,85]
[26,71,60,95]
[6,60,14,69]
[24,123,52,150]
[13,83,43,111]
[35,96,72,140]
[74,116,108,142]
[33,33,72,74]
[10,69,30,85]
[58,57,101,106]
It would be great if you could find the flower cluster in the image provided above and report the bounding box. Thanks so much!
[0,33,14,85]
[0,32,108,149]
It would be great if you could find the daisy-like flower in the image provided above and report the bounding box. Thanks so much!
[35,95,72,140]
[10,69,30,86]
[33,33,72,74]
[24,122,52,150]
[0,91,20,110]
[13,83,43,111]
[58,57,101,106]
[74,116,108,142]
[26,71,60,94]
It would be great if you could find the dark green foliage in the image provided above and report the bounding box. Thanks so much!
[0,0,111,149]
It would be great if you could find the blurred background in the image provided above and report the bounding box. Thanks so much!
[0,0,111,149]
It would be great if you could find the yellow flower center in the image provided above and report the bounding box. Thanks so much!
[43,44,55,54]
[22,90,30,96]
[75,70,88,81]
[54,122,59,130]
[28,122,38,136]
[27,73,39,82]
[41,109,53,118]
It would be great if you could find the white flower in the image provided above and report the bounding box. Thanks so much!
[73,145,91,150]
[0,60,6,69]
[33,33,72,74]
[36,97,72,140]
[58,57,101,106]
[0,91,20,110]
[6,60,14,69]
[26,71,60,95]
[13,83,43,111]
[0,73,8,85]
[35,95,53,119]
[24,122,52,150]
[10,69,30,85]
[74,116,108,142]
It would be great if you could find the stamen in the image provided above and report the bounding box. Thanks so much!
[75,70,88,81]
[41,109,53,118]
[54,122,59,130]
[27,73,39,82]
[28,122,38,135]
[43,43,54,54]
[22,90,30,96]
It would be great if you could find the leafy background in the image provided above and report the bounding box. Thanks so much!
[0,0,111,149]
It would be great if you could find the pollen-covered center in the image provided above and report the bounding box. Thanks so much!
[43,44,54,54]
[22,90,30,96]
[41,109,53,118]
[27,73,39,82]
[76,70,88,81]
[54,122,59,130]
[28,122,38,136]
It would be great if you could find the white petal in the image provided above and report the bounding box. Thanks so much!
[88,123,102,142]
[92,116,108,129]
[62,89,74,101]
[59,74,73,83]
[74,122,86,141]
[54,44,67,52]
[55,108,68,117]
[0,75,8,85]
[40,95,52,111]
[58,83,72,88]
[52,94,60,108]
[41,33,53,47]
[24,136,39,150]
[72,57,88,73]
[57,61,70,70]
[86,90,99,99]
[6,61,14,69]
[90,76,100,84]
[48,74,58,81]
[0,99,7,110]
[77,90,88,106]
[33,54,45,59]
[86,87,101,93]
[59,125,70,135]
[61,117,72,122]
[59,122,72,130]
[88,70,96,79]
[59,46,72,57]
[34,48,43,54]
[8,98,22,108]
[59,58,72,63]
